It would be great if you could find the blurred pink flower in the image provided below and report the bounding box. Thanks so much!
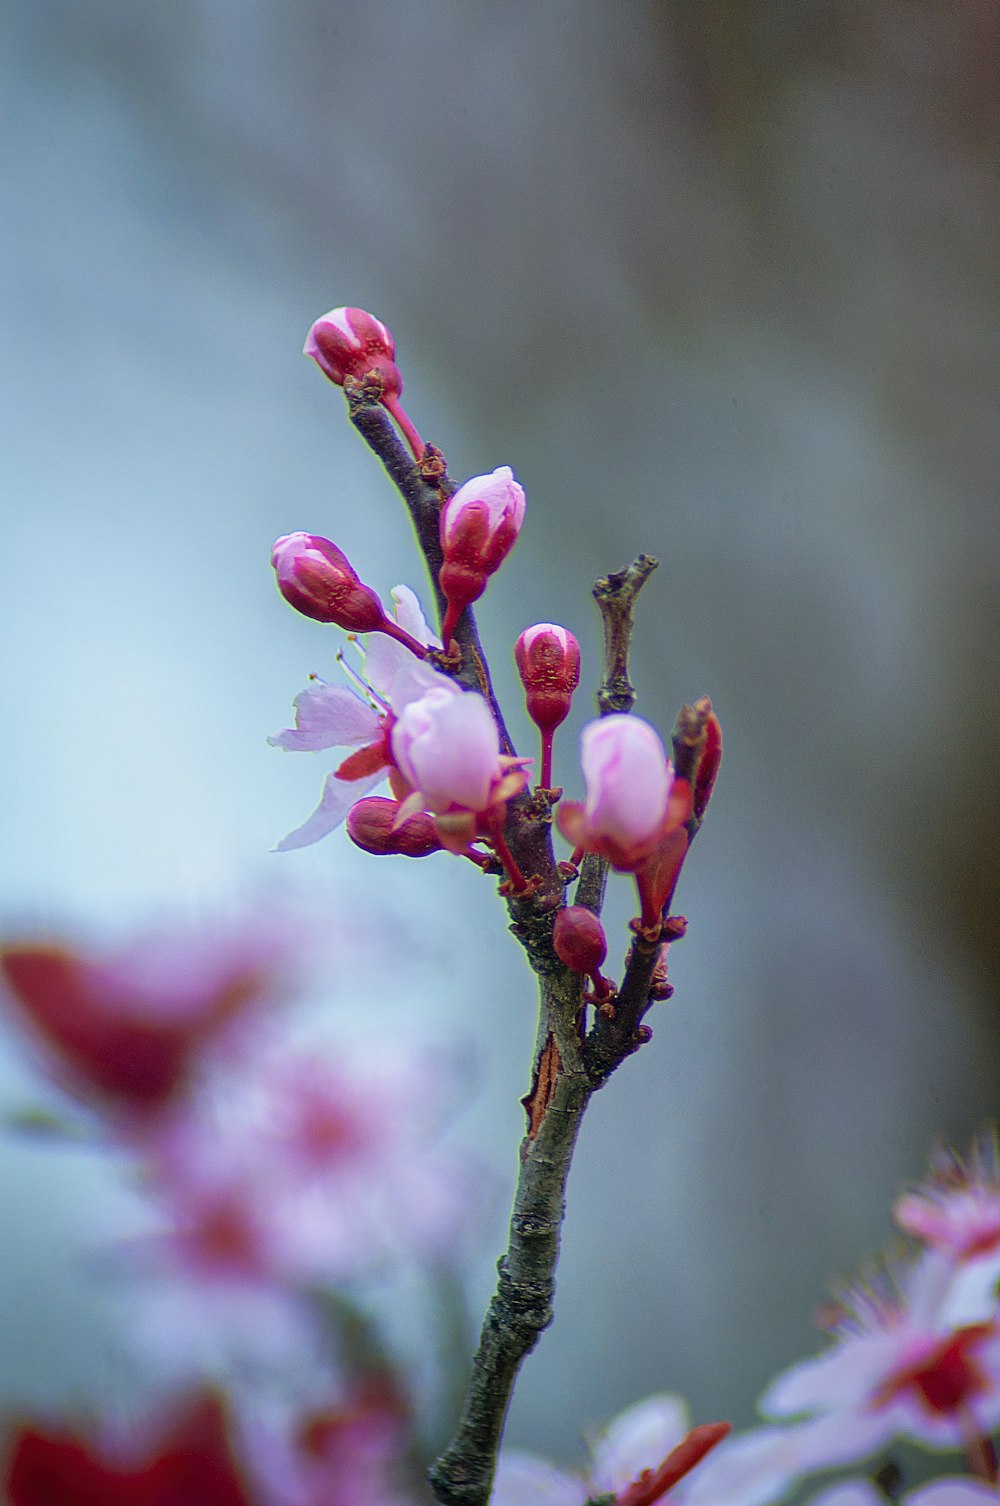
[895,1132,1000,1298]
[237,1379,416,1506]
[760,1249,1000,1466]
[136,1039,485,1291]
[0,925,280,1122]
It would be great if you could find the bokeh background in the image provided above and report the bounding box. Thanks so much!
[2,0,999,1467]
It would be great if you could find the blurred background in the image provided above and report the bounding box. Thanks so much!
[1,0,998,1468]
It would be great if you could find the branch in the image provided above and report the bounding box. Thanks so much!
[592,554,658,715]
[429,962,590,1506]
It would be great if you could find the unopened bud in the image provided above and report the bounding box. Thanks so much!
[439,467,526,643]
[514,624,581,735]
[272,533,388,631]
[693,710,722,822]
[304,307,401,398]
[346,797,442,858]
[552,906,607,976]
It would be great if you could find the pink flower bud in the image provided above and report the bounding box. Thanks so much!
[438,467,526,642]
[514,624,581,734]
[346,797,442,858]
[303,306,402,398]
[581,715,672,849]
[552,906,607,976]
[693,710,722,822]
[390,686,502,814]
[271,533,388,633]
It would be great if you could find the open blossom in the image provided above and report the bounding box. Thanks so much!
[760,1248,1000,1468]
[438,466,526,643]
[895,1132,1000,1291]
[0,925,278,1121]
[134,1038,486,1292]
[491,1396,798,1506]
[269,585,447,850]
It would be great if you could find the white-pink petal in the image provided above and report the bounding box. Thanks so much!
[587,1393,689,1496]
[489,1452,583,1506]
[273,769,384,851]
[391,688,500,813]
[580,715,672,847]
[269,683,381,752]
[759,1331,906,1419]
[909,1482,1000,1506]
[807,1485,883,1506]
[683,1425,804,1506]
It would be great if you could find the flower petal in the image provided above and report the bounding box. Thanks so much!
[807,1485,884,1506]
[489,1452,583,1506]
[682,1425,806,1506]
[910,1482,1000,1506]
[269,684,380,752]
[588,1394,689,1495]
[273,770,384,851]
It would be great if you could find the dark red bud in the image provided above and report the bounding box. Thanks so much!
[552,906,607,976]
[514,624,581,734]
[272,533,388,632]
[346,798,442,858]
[693,711,722,821]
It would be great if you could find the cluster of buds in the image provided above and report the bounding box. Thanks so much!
[276,302,721,1005]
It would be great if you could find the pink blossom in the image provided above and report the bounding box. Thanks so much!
[236,1381,415,1506]
[135,1038,485,1291]
[555,715,671,857]
[270,585,446,850]
[491,1396,794,1506]
[895,1133,1000,1302]
[438,466,526,643]
[391,686,504,815]
[760,1249,1000,1466]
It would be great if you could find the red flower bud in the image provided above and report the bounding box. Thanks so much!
[438,467,526,643]
[303,306,401,398]
[514,624,581,735]
[347,797,442,858]
[552,906,607,976]
[272,533,386,630]
[693,710,722,822]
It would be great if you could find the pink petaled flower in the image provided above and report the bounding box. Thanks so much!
[137,1038,486,1294]
[237,1379,415,1506]
[491,1396,798,1506]
[895,1131,1000,1299]
[438,466,526,644]
[0,925,278,1122]
[557,716,693,931]
[760,1249,1000,1470]
[269,585,448,850]
[391,686,508,816]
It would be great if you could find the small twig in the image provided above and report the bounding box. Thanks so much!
[592,554,658,715]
